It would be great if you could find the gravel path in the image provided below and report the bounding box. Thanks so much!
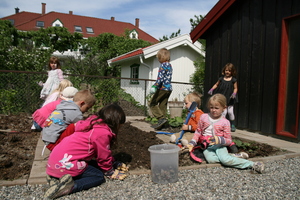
[1,157,299,200]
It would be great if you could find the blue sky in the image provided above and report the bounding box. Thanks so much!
[0,0,219,40]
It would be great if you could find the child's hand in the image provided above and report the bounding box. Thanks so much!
[208,89,214,95]
[208,136,226,145]
[150,86,157,94]
[117,163,129,172]
[186,144,194,152]
[109,169,128,180]
[37,81,44,87]
[230,93,236,99]
[181,124,188,131]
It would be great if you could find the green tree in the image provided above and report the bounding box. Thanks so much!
[190,15,206,94]
[71,32,152,77]
[0,20,53,71]
[159,29,181,42]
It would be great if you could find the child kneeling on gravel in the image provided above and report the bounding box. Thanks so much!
[187,94,265,173]
[44,104,129,199]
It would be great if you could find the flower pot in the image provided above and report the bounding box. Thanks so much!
[168,101,183,118]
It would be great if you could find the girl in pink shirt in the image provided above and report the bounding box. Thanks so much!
[188,94,265,174]
[44,104,128,199]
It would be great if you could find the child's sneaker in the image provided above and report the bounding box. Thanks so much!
[44,174,74,199]
[252,161,265,174]
[231,124,236,132]
[152,118,168,130]
[46,175,59,186]
[170,134,176,143]
[232,152,249,159]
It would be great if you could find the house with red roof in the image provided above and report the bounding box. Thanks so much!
[107,34,204,105]
[190,0,300,140]
[1,3,158,43]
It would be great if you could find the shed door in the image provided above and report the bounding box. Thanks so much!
[277,15,300,139]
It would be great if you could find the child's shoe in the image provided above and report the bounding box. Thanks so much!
[152,118,168,130]
[170,134,176,143]
[231,124,236,132]
[46,175,59,186]
[44,174,74,199]
[252,161,265,174]
[232,152,249,159]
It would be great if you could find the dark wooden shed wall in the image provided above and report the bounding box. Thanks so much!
[202,0,300,134]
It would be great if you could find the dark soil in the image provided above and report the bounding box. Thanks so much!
[0,101,288,181]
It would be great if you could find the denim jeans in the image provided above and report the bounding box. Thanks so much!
[204,145,254,169]
[33,121,43,132]
[72,164,105,193]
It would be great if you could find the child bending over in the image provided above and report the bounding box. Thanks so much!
[42,89,96,151]
[44,104,128,199]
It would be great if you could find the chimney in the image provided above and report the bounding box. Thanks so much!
[69,11,73,15]
[135,18,139,28]
[42,3,46,15]
[111,17,115,21]
[15,7,19,14]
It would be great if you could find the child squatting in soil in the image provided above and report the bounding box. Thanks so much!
[149,48,173,130]
[187,94,265,173]
[44,103,129,199]
[169,92,204,146]
[42,89,96,152]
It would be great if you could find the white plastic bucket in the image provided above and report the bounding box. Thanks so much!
[148,144,180,184]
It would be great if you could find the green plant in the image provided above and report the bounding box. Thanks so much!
[0,89,19,114]
[168,116,184,127]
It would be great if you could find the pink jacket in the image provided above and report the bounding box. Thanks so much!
[192,113,232,146]
[46,115,116,178]
[32,100,61,127]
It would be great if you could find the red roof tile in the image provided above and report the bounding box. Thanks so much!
[1,11,158,43]
[111,48,144,63]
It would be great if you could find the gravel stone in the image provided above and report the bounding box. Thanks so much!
[1,157,300,199]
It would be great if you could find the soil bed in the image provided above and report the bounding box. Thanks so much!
[0,111,288,181]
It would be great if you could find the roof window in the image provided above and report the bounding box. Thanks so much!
[36,21,44,27]
[86,27,94,33]
[8,19,14,25]
[74,26,82,32]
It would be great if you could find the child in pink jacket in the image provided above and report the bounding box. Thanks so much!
[44,104,128,199]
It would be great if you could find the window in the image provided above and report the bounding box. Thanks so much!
[130,64,139,84]
[86,27,94,33]
[36,21,44,27]
[8,19,14,25]
[129,30,138,39]
[55,24,61,27]
[74,26,82,32]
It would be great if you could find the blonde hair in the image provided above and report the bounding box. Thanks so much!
[48,56,61,70]
[73,90,96,106]
[222,63,237,77]
[207,94,227,109]
[49,79,73,95]
[185,92,202,108]
[156,48,170,63]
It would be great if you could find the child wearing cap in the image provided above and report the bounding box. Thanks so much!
[42,89,96,151]
[32,86,79,131]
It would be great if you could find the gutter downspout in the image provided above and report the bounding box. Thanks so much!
[139,55,152,78]
[139,55,153,115]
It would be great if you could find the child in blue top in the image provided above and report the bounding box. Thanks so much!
[149,48,173,130]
